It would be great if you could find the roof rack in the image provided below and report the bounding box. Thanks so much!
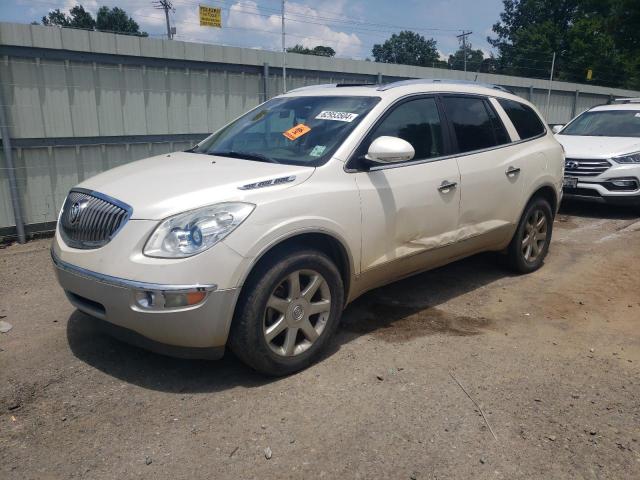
[285,79,514,95]
[377,78,514,94]
[335,83,376,88]
[286,83,377,93]
[286,83,337,93]
[611,98,640,104]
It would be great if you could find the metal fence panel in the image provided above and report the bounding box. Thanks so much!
[2,22,640,234]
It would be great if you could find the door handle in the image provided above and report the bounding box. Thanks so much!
[506,166,521,177]
[438,180,458,192]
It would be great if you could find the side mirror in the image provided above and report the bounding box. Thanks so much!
[551,124,565,134]
[366,136,415,164]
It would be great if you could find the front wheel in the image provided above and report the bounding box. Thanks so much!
[229,248,344,376]
[506,197,553,273]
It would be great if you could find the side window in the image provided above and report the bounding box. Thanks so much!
[441,96,507,153]
[497,98,546,139]
[366,97,444,161]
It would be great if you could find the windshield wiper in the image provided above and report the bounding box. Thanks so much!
[208,150,279,163]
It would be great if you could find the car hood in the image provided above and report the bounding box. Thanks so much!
[555,134,640,158]
[76,152,315,219]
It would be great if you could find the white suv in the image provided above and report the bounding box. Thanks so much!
[555,100,640,208]
[52,80,564,375]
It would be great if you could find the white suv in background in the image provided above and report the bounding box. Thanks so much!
[555,99,640,208]
[52,80,564,375]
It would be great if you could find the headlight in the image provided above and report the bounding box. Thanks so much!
[144,202,255,258]
[611,152,640,164]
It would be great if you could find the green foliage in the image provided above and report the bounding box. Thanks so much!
[489,0,640,89]
[68,5,96,29]
[41,8,72,27]
[96,6,147,36]
[287,44,336,57]
[372,31,441,67]
[448,43,485,71]
[39,4,147,37]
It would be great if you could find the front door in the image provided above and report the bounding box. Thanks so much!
[351,96,461,275]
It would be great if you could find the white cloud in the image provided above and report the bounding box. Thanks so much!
[63,0,98,12]
[167,1,364,57]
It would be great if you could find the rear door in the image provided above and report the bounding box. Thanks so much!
[440,95,524,242]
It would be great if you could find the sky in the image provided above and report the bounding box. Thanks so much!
[1,0,506,60]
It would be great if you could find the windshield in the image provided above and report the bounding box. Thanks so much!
[191,95,381,166]
[561,110,640,137]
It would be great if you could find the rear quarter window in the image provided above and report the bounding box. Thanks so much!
[498,99,546,140]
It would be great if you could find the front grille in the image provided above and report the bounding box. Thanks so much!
[564,158,611,177]
[59,190,132,249]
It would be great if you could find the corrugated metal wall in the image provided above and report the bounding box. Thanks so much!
[2,22,639,234]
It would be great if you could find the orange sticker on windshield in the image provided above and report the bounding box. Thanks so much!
[283,123,311,141]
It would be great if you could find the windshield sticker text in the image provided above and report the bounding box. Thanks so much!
[283,123,311,140]
[315,111,359,122]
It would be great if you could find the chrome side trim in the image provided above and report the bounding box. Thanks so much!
[51,250,217,292]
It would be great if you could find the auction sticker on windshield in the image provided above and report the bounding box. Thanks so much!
[315,111,359,122]
[283,124,311,140]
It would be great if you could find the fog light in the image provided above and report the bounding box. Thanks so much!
[134,290,157,309]
[611,179,636,187]
[134,289,207,310]
[605,177,639,191]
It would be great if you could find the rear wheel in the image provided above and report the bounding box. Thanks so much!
[229,248,344,376]
[507,197,553,273]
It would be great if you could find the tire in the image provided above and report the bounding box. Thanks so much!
[228,248,344,376]
[506,197,554,274]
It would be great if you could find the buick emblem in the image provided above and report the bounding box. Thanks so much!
[566,160,580,170]
[69,201,85,224]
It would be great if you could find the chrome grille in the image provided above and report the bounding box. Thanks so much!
[59,190,132,249]
[564,158,611,177]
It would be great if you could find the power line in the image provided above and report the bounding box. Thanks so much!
[152,0,175,40]
[456,30,472,72]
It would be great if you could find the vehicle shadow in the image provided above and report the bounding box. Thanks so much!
[559,199,638,220]
[67,251,513,393]
[67,312,272,393]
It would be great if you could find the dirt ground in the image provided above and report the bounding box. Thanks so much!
[1,201,639,480]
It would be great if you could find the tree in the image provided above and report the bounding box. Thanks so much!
[448,44,485,71]
[41,5,95,29]
[488,0,640,89]
[372,31,440,67]
[68,5,96,29]
[311,45,336,57]
[96,6,147,36]
[287,44,336,57]
[39,4,147,37]
[41,9,70,27]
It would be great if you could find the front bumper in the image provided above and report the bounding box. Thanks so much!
[563,176,640,206]
[52,251,240,359]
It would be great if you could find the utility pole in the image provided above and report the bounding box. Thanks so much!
[281,0,287,93]
[546,51,556,118]
[456,30,472,73]
[152,1,174,40]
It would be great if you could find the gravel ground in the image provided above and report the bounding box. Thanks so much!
[1,201,639,479]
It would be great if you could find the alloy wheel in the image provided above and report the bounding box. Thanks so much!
[263,269,332,357]
[521,208,548,262]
